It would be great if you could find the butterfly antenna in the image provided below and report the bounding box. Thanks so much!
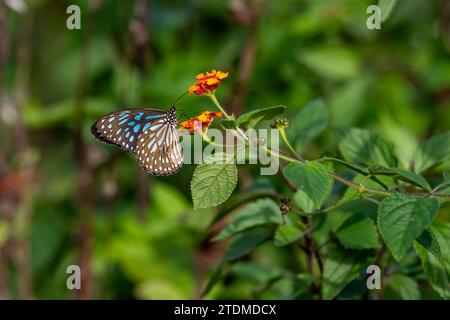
[172,91,189,107]
[177,110,191,121]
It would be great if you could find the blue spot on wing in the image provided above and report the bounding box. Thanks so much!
[145,115,163,120]
[93,109,172,155]
[135,112,144,121]
[143,123,151,132]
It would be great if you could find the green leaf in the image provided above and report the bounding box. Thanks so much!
[377,194,439,261]
[230,262,283,284]
[235,105,286,128]
[413,131,450,174]
[386,167,431,192]
[213,198,281,241]
[338,128,397,167]
[284,161,332,209]
[293,189,316,214]
[291,274,316,299]
[416,228,442,262]
[274,216,306,247]
[336,214,380,250]
[222,227,273,262]
[384,274,421,300]
[415,221,450,299]
[298,46,361,80]
[368,166,431,192]
[323,158,389,190]
[287,98,328,151]
[378,0,398,22]
[329,77,371,126]
[322,244,374,300]
[444,170,450,185]
[274,225,305,247]
[191,159,238,209]
[220,119,237,129]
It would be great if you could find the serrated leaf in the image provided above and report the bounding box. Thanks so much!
[322,244,374,300]
[235,105,286,128]
[191,160,238,209]
[336,214,380,250]
[274,216,306,247]
[284,161,332,209]
[338,128,397,168]
[413,131,450,174]
[378,0,398,22]
[230,262,283,283]
[293,189,315,214]
[415,228,442,262]
[377,194,439,261]
[415,221,450,299]
[384,274,421,300]
[213,198,280,241]
[387,167,431,191]
[287,98,328,151]
[369,166,431,192]
[222,227,273,262]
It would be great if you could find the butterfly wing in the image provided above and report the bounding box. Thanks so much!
[135,121,183,176]
[91,109,166,153]
[92,107,183,176]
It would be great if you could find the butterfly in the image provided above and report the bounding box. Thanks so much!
[91,107,183,176]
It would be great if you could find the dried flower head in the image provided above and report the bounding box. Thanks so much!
[271,118,289,129]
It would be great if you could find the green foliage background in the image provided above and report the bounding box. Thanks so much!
[0,0,449,299]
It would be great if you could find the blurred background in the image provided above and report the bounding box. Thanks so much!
[0,0,449,299]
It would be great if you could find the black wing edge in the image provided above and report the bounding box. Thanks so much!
[90,121,113,145]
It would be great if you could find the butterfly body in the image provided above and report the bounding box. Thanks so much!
[91,107,183,176]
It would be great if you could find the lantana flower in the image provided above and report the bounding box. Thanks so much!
[188,69,229,96]
[180,111,223,134]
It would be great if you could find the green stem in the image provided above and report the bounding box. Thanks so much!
[199,129,238,148]
[210,93,232,120]
[204,94,450,202]
[279,127,301,159]
[210,93,249,143]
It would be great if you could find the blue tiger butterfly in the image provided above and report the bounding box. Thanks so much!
[91,107,183,176]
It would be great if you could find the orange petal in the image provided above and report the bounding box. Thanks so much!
[216,71,229,79]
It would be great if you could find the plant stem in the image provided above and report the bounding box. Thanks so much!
[206,94,450,202]
[210,93,249,142]
[210,93,232,119]
[279,127,302,160]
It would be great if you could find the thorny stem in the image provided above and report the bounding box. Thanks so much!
[206,95,450,202]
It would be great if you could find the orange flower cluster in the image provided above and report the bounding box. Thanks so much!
[180,111,223,134]
[188,69,229,96]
